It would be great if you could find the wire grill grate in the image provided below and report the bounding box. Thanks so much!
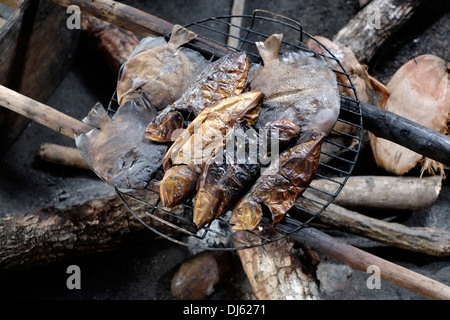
[110,9,363,250]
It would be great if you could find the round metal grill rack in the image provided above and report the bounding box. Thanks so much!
[111,9,363,250]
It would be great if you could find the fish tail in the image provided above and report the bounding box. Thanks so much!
[256,33,283,64]
[168,24,198,47]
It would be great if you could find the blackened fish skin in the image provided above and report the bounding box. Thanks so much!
[75,95,167,190]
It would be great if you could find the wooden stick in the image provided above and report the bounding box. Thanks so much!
[227,0,246,48]
[295,196,450,257]
[51,0,171,37]
[38,143,90,170]
[310,175,442,211]
[333,0,423,62]
[0,84,92,139]
[341,99,450,168]
[280,225,450,300]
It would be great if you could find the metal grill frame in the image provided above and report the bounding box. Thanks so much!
[111,9,363,250]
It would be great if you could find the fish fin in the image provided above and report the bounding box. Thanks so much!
[168,24,198,47]
[82,102,111,128]
[256,33,283,64]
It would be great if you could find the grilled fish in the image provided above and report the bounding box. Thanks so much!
[250,34,340,137]
[229,134,324,230]
[193,119,301,227]
[145,51,250,142]
[117,24,208,109]
[228,34,340,230]
[160,91,263,207]
[75,95,167,190]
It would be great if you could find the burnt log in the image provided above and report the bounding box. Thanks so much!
[333,0,423,63]
[0,184,177,270]
[341,99,450,168]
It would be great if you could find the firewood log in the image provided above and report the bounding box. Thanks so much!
[333,0,423,63]
[295,193,450,257]
[235,232,320,300]
[309,175,442,212]
[38,143,90,170]
[0,182,179,270]
[286,226,450,300]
